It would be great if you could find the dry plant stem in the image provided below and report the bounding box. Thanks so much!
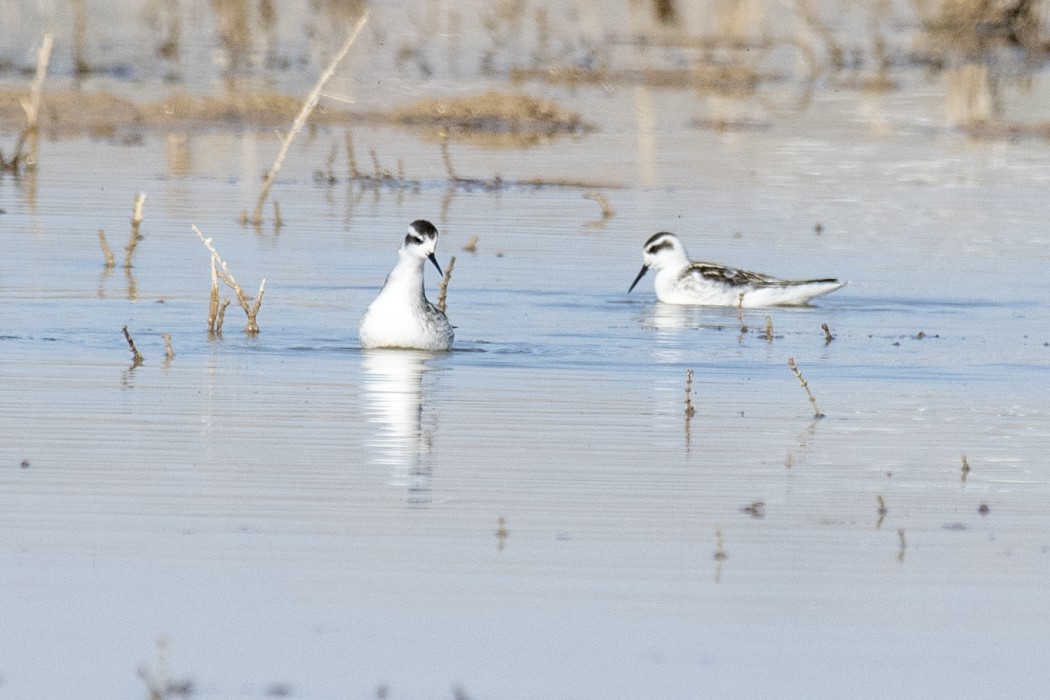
[462,235,478,253]
[764,316,773,341]
[897,528,906,562]
[194,225,267,335]
[961,453,971,482]
[737,293,748,333]
[273,200,283,229]
[162,332,174,361]
[714,529,728,561]
[583,191,615,224]
[125,193,146,270]
[822,322,834,344]
[122,325,144,366]
[207,256,220,333]
[98,229,115,268]
[216,299,231,335]
[437,255,456,314]
[10,33,54,169]
[788,356,824,418]
[131,192,146,228]
[684,369,695,417]
[250,11,370,225]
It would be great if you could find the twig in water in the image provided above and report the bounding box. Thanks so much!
[788,356,824,418]
[273,200,283,230]
[876,495,888,529]
[961,454,971,483]
[1,33,53,172]
[896,528,906,562]
[206,256,220,334]
[822,322,834,344]
[714,529,728,561]
[684,369,696,418]
[583,191,615,228]
[122,326,144,367]
[98,229,115,268]
[437,255,456,314]
[162,332,174,362]
[124,193,146,270]
[462,235,478,253]
[249,11,370,225]
[193,225,267,335]
[216,299,231,335]
[737,293,748,333]
[763,316,774,342]
[496,516,508,551]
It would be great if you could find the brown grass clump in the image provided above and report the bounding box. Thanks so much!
[392,91,591,142]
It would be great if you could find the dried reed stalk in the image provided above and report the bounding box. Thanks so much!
[437,255,456,314]
[788,356,824,418]
[583,191,615,228]
[822,322,834,344]
[737,292,748,333]
[124,193,146,270]
[162,332,174,361]
[8,33,54,171]
[193,225,266,335]
[122,325,143,367]
[98,229,115,268]
[249,11,370,225]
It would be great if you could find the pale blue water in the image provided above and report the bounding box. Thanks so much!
[3,2,1050,698]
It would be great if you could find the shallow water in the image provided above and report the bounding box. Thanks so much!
[4,2,1050,699]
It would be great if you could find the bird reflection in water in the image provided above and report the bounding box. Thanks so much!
[361,349,441,506]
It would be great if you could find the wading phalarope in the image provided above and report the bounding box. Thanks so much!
[628,232,847,307]
[359,220,454,351]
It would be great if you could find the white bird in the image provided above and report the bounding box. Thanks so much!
[359,220,454,351]
[628,232,847,307]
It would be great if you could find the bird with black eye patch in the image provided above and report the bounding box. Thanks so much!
[628,232,847,307]
[359,219,454,351]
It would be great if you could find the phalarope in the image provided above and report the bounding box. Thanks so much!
[628,232,847,307]
[359,220,454,351]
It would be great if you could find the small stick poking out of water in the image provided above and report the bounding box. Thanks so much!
[897,528,906,562]
[162,332,174,362]
[737,293,748,333]
[194,224,266,335]
[496,517,508,551]
[437,255,456,314]
[684,369,696,418]
[125,193,146,270]
[788,357,824,418]
[122,325,143,367]
[876,495,888,530]
[462,235,478,253]
[714,529,728,561]
[961,454,971,483]
[822,322,834,345]
[98,229,115,268]
[583,191,615,228]
[763,316,774,342]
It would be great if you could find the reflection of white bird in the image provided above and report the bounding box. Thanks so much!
[628,232,847,307]
[362,350,433,500]
[359,220,454,351]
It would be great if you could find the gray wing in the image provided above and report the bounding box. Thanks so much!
[689,262,837,288]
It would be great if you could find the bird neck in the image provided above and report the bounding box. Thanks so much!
[381,249,427,301]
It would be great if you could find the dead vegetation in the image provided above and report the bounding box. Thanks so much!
[391,91,591,146]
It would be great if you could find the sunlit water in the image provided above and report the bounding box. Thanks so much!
[3,3,1050,699]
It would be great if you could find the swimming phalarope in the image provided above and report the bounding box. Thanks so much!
[628,232,847,307]
[359,220,454,351]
